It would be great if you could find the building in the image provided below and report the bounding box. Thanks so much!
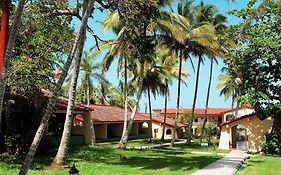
[139,113,186,139]
[153,108,230,134]
[219,108,273,152]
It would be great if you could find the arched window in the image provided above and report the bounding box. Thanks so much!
[166,129,172,135]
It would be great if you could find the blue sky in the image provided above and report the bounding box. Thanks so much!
[74,0,249,112]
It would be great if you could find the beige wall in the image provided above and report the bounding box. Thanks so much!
[151,122,181,139]
[71,111,95,144]
[219,115,273,152]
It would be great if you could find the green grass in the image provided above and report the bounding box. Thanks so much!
[0,145,221,175]
[96,138,172,148]
[159,143,230,154]
[236,156,281,175]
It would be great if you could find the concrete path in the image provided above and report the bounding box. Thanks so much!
[127,140,186,149]
[192,150,248,175]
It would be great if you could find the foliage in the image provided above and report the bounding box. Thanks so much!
[263,131,281,155]
[0,0,74,155]
[225,0,280,130]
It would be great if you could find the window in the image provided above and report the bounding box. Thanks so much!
[166,129,172,135]
[194,118,198,122]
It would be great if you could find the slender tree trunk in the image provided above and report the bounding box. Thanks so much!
[160,79,168,142]
[172,51,183,146]
[19,1,95,174]
[147,85,152,142]
[87,77,90,105]
[52,14,87,167]
[231,95,235,116]
[0,0,25,134]
[121,56,128,139]
[118,63,144,149]
[200,57,213,143]
[187,55,202,145]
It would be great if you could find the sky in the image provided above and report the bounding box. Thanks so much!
[73,0,249,112]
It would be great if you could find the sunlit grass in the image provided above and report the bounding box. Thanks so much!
[0,145,221,175]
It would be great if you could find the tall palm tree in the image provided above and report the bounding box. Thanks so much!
[19,1,95,174]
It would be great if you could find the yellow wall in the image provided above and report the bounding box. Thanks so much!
[151,122,181,139]
[219,115,273,152]
[71,111,95,144]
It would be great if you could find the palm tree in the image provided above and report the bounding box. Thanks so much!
[193,3,228,143]
[79,51,108,105]
[142,61,167,142]
[0,0,26,134]
[19,1,95,174]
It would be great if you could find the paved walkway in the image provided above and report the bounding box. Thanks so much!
[127,140,186,149]
[192,150,248,175]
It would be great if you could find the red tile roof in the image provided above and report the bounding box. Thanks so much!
[42,89,90,111]
[87,104,149,123]
[139,113,186,128]
[154,108,230,115]
[221,113,255,125]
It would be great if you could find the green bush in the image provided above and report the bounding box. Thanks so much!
[263,131,281,155]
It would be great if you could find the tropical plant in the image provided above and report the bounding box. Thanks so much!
[19,1,95,174]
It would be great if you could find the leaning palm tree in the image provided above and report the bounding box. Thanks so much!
[19,1,95,174]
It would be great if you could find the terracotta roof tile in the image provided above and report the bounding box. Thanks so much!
[42,89,90,111]
[139,113,186,128]
[87,104,149,123]
[221,113,255,125]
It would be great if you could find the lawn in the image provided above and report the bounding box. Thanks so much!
[159,142,230,154]
[0,145,221,175]
[237,156,281,175]
[96,138,172,148]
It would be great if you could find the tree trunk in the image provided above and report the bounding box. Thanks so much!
[118,63,144,149]
[52,15,87,167]
[121,56,128,139]
[19,1,95,174]
[147,85,152,142]
[87,77,90,105]
[187,55,202,145]
[172,51,183,146]
[0,0,24,134]
[200,57,213,143]
[231,95,235,116]
[160,79,168,142]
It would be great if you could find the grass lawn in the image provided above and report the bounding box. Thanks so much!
[0,145,221,175]
[237,156,281,175]
[160,143,230,154]
[96,138,172,148]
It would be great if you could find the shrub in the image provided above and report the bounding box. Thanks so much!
[263,131,281,155]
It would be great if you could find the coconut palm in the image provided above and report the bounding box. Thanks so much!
[19,1,95,174]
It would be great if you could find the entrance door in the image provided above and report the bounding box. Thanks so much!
[231,125,247,150]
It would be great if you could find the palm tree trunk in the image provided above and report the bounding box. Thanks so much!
[172,51,183,146]
[187,55,202,145]
[147,85,152,142]
[19,1,95,174]
[0,0,25,134]
[160,79,168,142]
[231,95,235,116]
[52,17,86,167]
[200,57,213,143]
[118,63,144,149]
[121,56,128,139]
[87,77,90,105]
